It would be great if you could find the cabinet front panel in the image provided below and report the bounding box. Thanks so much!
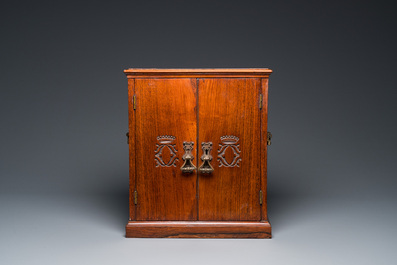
[135,79,197,221]
[198,78,261,221]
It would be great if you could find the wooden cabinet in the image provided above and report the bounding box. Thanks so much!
[124,69,272,238]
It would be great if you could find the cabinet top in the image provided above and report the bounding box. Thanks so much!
[124,68,272,78]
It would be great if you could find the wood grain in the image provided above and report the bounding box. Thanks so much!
[198,78,262,221]
[127,78,136,220]
[135,78,198,221]
[260,78,269,221]
[125,69,273,238]
[124,68,272,78]
[126,221,271,238]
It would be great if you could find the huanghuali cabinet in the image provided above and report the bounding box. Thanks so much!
[124,68,273,238]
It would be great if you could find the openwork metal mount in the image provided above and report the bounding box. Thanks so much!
[217,135,242,167]
[180,141,196,173]
[155,135,179,167]
[199,142,214,173]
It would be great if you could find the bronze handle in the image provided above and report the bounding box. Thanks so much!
[180,141,196,173]
[199,142,214,174]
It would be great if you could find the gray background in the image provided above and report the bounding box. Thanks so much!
[1,0,396,264]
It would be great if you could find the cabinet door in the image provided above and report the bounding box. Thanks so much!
[198,78,262,221]
[135,79,197,221]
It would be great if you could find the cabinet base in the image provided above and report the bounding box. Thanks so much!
[125,221,271,238]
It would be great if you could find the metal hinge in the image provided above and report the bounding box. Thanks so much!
[259,94,263,109]
[267,132,272,146]
[133,95,136,110]
[126,132,129,144]
[259,190,263,205]
[134,190,138,205]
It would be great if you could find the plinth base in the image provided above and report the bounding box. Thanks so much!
[125,221,271,238]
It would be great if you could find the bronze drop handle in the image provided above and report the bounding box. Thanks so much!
[180,141,196,173]
[198,142,214,174]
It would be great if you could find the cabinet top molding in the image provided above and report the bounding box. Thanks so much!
[124,68,273,78]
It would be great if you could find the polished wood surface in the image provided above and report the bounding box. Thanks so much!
[124,68,272,78]
[260,78,269,221]
[125,69,272,237]
[134,78,197,221]
[198,78,262,221]
[126,221,271,238]
[127,78,136,220]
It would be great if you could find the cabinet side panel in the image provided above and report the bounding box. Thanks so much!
[135,79,197,221]
[260,78,269,221]
[198,78,261,221]
[127,78,136,220]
